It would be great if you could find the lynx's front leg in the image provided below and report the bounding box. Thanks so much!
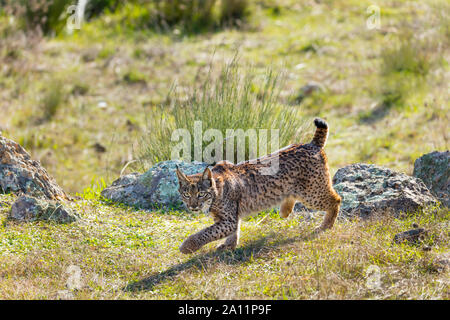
[179,219,238,254]
[216,219,241,251]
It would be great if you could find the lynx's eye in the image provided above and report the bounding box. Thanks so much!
[182,192,190,198]
[198,191,206,197]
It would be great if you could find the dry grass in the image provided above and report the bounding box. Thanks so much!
[0,193,448,299]
[0,0,449,300]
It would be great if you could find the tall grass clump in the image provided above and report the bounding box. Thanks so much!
[138,61,306,166]
[39,79,65,122]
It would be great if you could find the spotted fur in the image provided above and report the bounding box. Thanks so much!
[176,118,341,254]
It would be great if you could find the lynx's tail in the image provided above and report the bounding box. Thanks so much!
[311,118,328,148]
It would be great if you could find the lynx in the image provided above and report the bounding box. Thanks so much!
[176,118,341,254]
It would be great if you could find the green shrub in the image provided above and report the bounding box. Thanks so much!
[85,0,121,19]
[220,0,249,26]
[3,0,125,35]
[153,0,217,32]
[138,61,306,166]
[40,79,65,122]
[4,0,71,35]
[99,0,250,34]
[3,0,250,35]
[153,0,249,32]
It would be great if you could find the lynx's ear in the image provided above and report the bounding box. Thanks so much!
[201,167,214,188]
[176,166,189,186]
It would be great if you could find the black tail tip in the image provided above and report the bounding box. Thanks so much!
[314,118,328,129]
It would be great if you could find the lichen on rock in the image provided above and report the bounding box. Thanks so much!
[333,163,438,218]
[413,151,449,207]
[0,134,68,201]
[101,160,208,210]
[9,195,79,223]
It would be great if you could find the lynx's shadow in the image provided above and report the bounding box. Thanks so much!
[123,231,318,292]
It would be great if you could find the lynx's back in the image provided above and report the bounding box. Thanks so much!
[214,136,337,217]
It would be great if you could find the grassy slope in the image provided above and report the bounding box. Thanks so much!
[0,193,448,299]
[0,0,449,299]
[0,0,448,193]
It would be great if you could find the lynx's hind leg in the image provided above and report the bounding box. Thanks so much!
[318,192,341,231]
[280,196,297,218]
[294,179,341,232]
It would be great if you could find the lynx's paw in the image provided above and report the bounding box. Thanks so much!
[179,235,202,254]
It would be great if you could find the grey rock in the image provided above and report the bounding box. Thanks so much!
[413,151,449,207]
[10,195,79,223]
[393,228,427,244]
[332,163,438,218]
[0,134,68,200]
[101,160,208,210]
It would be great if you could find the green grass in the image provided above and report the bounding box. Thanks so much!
[0,193,448,299]
[0,0,449,300]
[0,0,444,194]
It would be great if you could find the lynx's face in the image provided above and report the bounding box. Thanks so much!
[176,167,216,214]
